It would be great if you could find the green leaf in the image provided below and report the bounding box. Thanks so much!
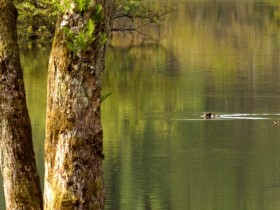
[100,92,112,103]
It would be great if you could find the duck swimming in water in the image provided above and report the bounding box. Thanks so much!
[274,120,279,126]
[201,112,217,119]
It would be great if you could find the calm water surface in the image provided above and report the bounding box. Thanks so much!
[1,0,280,209]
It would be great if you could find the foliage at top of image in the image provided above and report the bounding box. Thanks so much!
[14,0,280,48]
[15,0,57,45]
[15,0,175,47]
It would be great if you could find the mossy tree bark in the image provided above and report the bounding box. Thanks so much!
[44,0,114,209]
[0,0,43,209]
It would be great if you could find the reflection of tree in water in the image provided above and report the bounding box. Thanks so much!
[185,1,280,28]
[180,1,280,50]
[111,28,163,47]
[108,44,180,77]
[112,0,176,47]
[102,2,280,210]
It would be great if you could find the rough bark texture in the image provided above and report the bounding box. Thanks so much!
[44,0,114,209]
[0,0,43,209]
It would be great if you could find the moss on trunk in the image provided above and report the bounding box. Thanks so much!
[0,0,43,209]
[44,0,114,209]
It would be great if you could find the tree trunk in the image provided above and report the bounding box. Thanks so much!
[44,0,114,209]
[0,0,43,209]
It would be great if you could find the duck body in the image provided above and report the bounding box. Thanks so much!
[201,112,217,119]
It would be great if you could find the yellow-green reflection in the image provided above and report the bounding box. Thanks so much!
[20,47,49,182]
[103,1,280,209]
[1,1,280,209]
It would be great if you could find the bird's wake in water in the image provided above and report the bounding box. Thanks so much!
[173,113,280,121]
[218,113,271,120]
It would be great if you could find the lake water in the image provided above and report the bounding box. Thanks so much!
[1,0,280,209]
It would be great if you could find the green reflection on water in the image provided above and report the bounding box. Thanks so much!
[102,46,280,210]
[20,47,49,183]
[1,1,280,209]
